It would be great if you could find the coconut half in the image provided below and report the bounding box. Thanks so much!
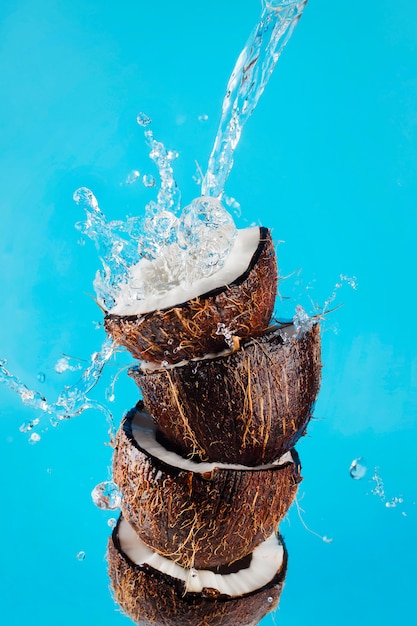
[104,226,277,364]
[108,517,287,626]
[113,406,301,569]
[130,321,321,466]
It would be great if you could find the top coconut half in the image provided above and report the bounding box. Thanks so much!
[104,226,278,364]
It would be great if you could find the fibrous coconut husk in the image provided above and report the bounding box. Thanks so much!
[130,322,321,466]
[107,518,287,626]
[112,407,301,569]
[104,227,277,364]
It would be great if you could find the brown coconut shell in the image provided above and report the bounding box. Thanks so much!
[113,407,301,569]
[104,227,277,364]
[130,322,321,466]
[107,518,287,626]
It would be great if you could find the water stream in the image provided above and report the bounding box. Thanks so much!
[202,0,307,198]
[0,0,308,436]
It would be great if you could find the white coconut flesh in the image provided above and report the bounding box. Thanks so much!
[118,518,284,596]
[130,409,294,473]
[110,226,261,316]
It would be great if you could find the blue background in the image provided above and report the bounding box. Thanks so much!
[0,0,416,624]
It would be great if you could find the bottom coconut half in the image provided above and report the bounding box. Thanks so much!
[108,517,287,626]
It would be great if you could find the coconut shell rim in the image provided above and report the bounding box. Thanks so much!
[122,402,302,475]
[132,320,302,375]
[110,515,288,602]
[104,226,270,319]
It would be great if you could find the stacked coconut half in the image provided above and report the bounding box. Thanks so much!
[105,226,322,626]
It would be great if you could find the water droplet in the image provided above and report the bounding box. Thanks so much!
[105,384,116,403]
[385,496,404,509]
[28,432,41,444]
[54,356,83,374]
[76,551,86,561]
[136,112,152,127]
[322,536,333,544]
[371,467,385,500]
[107,517,117,528]
[142,174,156,188]
[167,338,174,345]
[91,481,121,510]
[161,360,169,368]
[224,195,242,217]
[126,169,140,184]
[293,305,314,336]
[20,418,40,433]
[167,149,179,161]
[340,274,358,290]
[37,372,46,383]
[216,322,236,349]
[267,597,273,604]
[198,114,209,122]
[73,187,99,211]
[349,457,367,480]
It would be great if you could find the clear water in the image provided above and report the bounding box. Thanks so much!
[0,0,307,438]
[91,480,122,511]
[0,337,115,438]
[349,456,368,480]
[202,0,307,198]
[74,0,308,310]
[1,1,416,625]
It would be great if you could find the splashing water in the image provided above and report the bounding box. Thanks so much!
[0,338,116,437]
[19,418,40,433]
[125,170,140,185]
[74,188,144,310]
[293,304,315,336]
[54,355,83,374]
[323,274,358,314]
[75,0,307,310]
[368,467,406,514]
[1,1,307,432]
[286,272,359,334]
